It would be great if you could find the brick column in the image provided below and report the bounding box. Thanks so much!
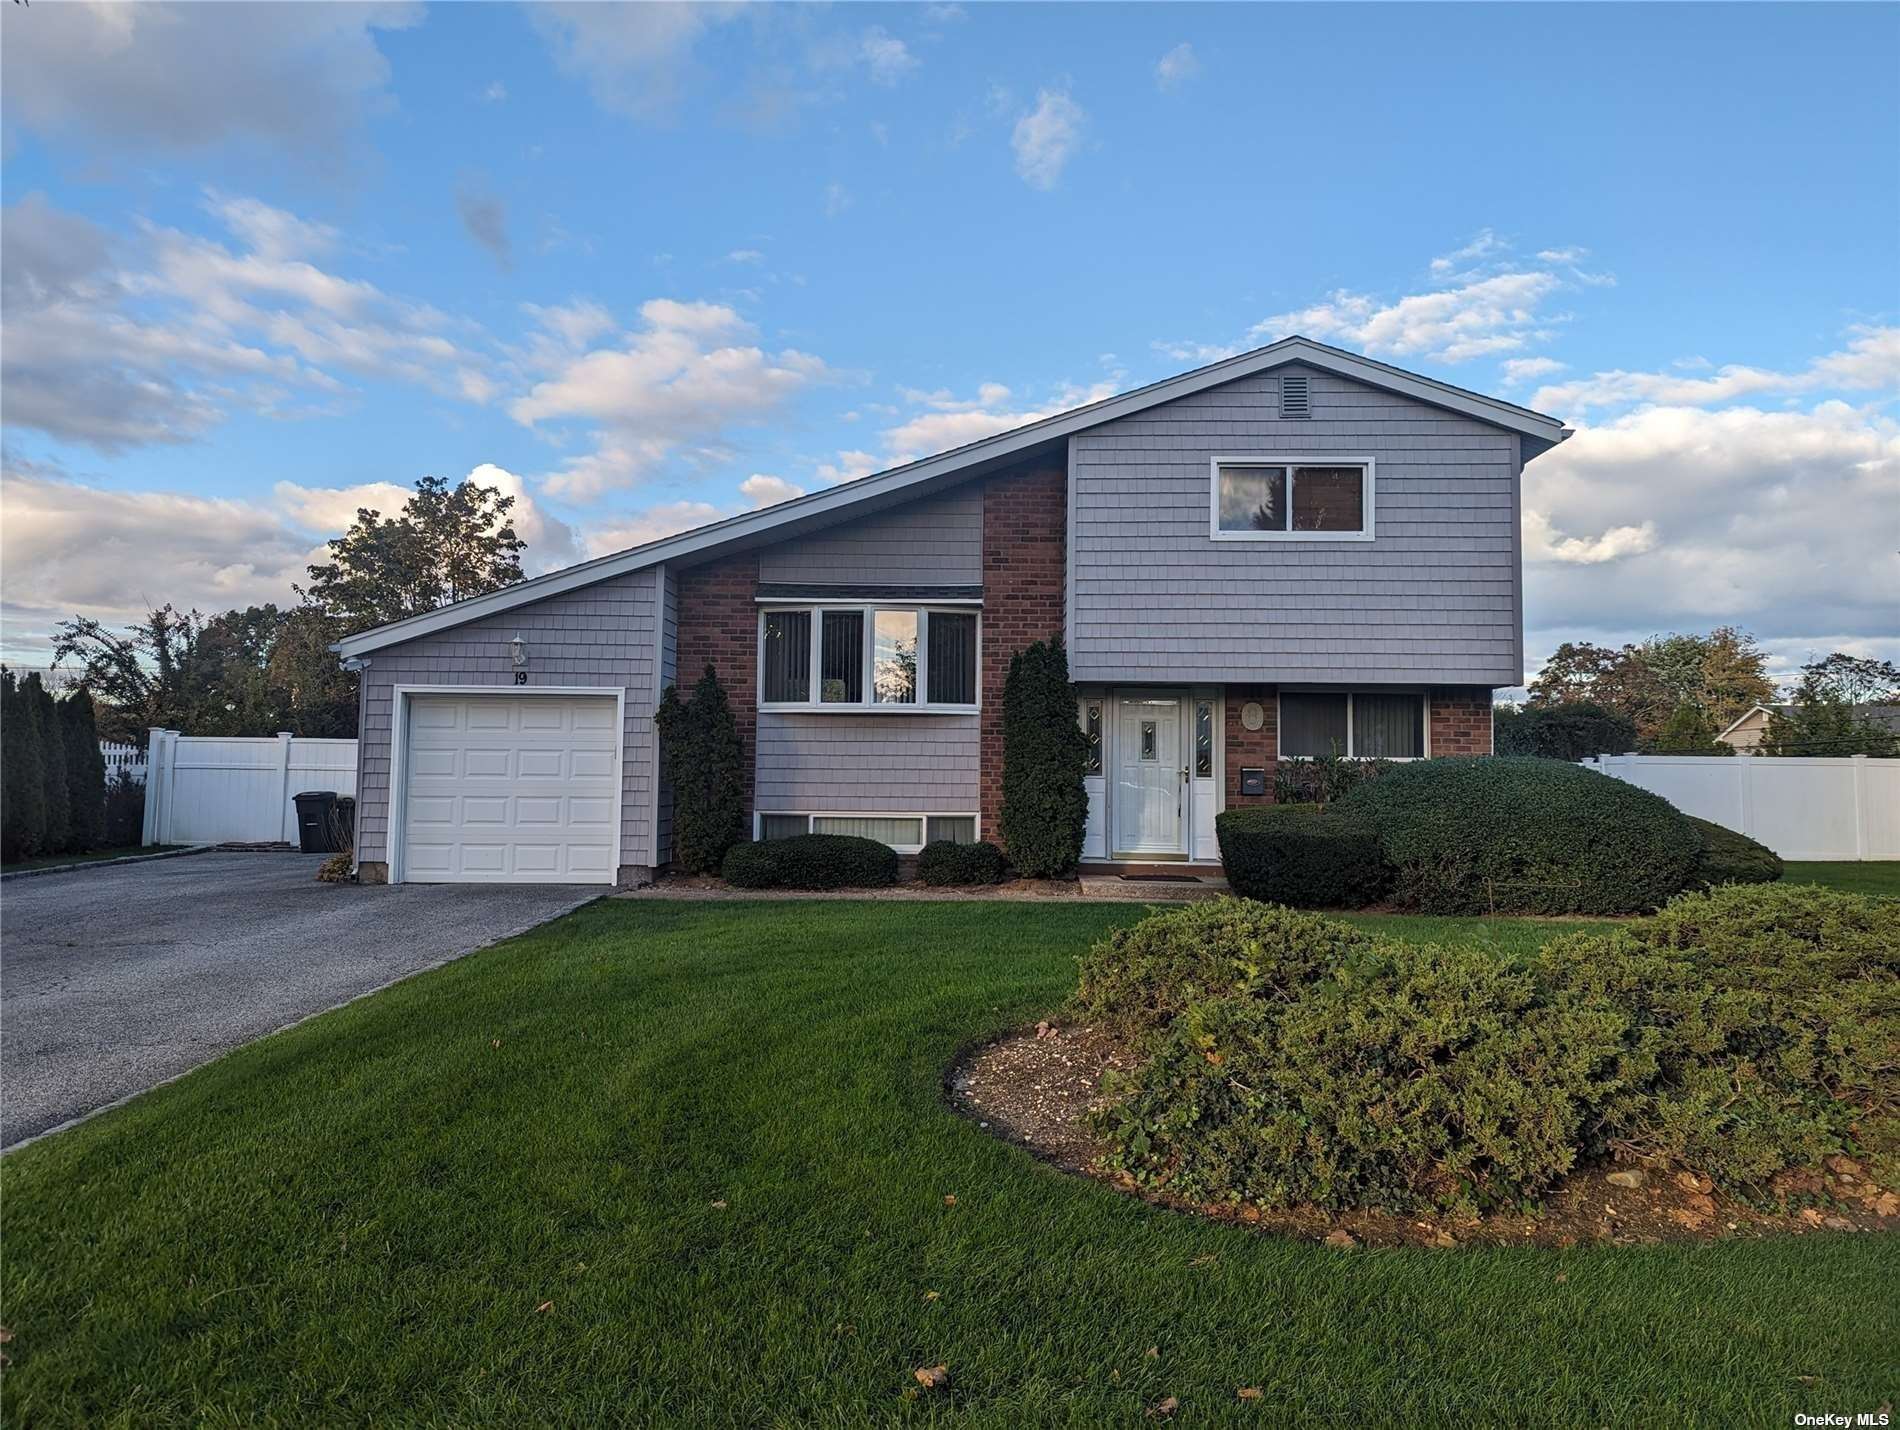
[980,462,1067,846]
[675,550,760,811]
[1223,684,1278,807]
[1428,686,1495,755]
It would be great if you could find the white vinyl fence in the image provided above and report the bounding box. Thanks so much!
[100,741,148,784]
[142,730,358,847]
[1582,754,1900,861]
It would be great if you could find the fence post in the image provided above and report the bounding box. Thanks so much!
[276,732,296,843]
[1851,755,1870,860]
[141,729,162,846]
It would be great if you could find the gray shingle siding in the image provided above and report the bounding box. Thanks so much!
[354,566,661,869]
[758,486,981,586]
[754,714,978,815]
[655,565,678,866]
[1068,367,1523,685]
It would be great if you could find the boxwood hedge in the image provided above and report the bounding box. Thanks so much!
[1686,815,1782,888]
[916,839,1007,886]
[1330,756,1702,915]
[719,834,898,890]
[1215,804,1389,909]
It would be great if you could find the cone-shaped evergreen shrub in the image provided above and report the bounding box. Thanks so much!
[61,690,109,852]
[31,676,73,854]
[655,664,747,874]
[998,639,1088,878]
[3,670,49,861]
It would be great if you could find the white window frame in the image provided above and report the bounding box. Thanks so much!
[750,810,981,854]
[756,604,981,714]
[1276,688,1431,761]
[1208,455,1377,542]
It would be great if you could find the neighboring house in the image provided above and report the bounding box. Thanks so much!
[1716,702,1900,754]
[333,336,1570,885]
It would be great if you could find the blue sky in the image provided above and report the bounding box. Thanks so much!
[4,1,1896,681]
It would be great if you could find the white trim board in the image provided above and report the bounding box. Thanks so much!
[333,336,1569,659]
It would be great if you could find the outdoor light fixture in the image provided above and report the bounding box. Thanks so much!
[510,635,527,668]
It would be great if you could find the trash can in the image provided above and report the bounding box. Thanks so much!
[293,791,340,854]
[332,796,357,851]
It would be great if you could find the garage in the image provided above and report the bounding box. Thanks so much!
[397,692,622,884]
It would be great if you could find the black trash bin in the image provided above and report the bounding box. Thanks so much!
[293,790,340,854]
[332,795,357,851]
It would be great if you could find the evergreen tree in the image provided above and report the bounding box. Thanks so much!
[30,676,73,852]
[999,638,1090,878]
[62,689,109,851]
[1647,702,1731,756]
[3,670,49,860]
[655,665,747,873]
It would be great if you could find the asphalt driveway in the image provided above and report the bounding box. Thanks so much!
[1,852,598,1148]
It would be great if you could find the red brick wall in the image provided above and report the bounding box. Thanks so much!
[980,462,1068,846]
[1223,683,1279,807]
[674,550,760,810]
[1429,686,1495,755]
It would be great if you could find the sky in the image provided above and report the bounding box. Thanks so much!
[3,1,1896,688]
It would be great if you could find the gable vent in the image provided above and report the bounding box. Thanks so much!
[1279,371,1311,419]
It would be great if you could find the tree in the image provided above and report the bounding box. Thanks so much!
[52,604,229,743]
[302,474,527,636]
[655,665,747,874]
[1789,652,1900,706]
[61,689,108,851]
[29,675,73,852]
[268,607,359,737]
[3,670,49,860]
[1647,702,1731,756]
[1527,641,1674,736]
[1528,628,1774,740]
[1760,671,1900,758]
[999,638,1090,878]
[1494,701,1638,761]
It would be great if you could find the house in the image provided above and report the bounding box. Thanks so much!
[1716,702,1900,754]
[332,336,1570,885]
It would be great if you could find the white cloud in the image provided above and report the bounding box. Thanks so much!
[1536,247,1586,264]
[1522,399,1900,660]
[583,500,725,559]
[1534,325,1900,414]
[1012,89,1085,190]
[815,450,881,484]
[0,2,417,165]
[739,474,806,507]
[484,80,509,103]
[879,378,1117,462]
[1501,356,1567,385]
[726,249,766,265]
[1155,43,1200,91]
[824,182,852,219]
[1430,229,1507,277]
[857,28,919,86]
[528,2,741,121]
[1253,269,1561,363]
[511,298,827,501]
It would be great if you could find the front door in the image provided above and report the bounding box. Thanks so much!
[1113,696,1185,857]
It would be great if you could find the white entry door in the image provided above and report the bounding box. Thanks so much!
[400,693,621,884]
[1114,696,1185,856]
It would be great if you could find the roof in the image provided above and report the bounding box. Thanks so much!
[1717,702,1900,740]
[332,335,1572,659]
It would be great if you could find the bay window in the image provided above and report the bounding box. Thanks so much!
[1279,691,1425,759]
[759,605,979,711]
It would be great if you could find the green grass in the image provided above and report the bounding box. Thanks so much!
[0,844,182,874]
[1783,860,1900,897]
[5,900,1889,1425]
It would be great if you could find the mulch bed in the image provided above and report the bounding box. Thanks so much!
[949,1022,1899,1250]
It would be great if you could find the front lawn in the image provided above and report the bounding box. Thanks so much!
[4,901,1889,1425]
[1784,860,1900,898]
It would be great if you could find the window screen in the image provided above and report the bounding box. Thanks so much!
[926,612,977,705]
[812,815,923,847]
[1290,466,1365,532]
[926,815,977,845]
[760,814,809,840]
[1280,693,1350,758]
[820,610,864,703]
[761,610,810,703]
[1352,693,1423,758]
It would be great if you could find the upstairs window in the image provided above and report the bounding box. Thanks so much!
[1211,459,1374,540]
[760,606,979,712]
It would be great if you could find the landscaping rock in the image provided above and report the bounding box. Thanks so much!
[1323,1229,1358,1250]
[1605,1170,1648,1189]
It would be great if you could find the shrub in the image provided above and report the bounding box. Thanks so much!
[2,669,48,861]
[917,839,1006,886]
[1331,756,1702,915]
[1271,751,1390,807]
[60,690,108,852]
[102,769,146,849]
[1538,884,1900,1190]
[1494,702,1638,761]
[655,665,747,874]
[998,639,1089,878]
[316,850,354,883]
[1216,805,1389,909]
[1098,938,1629,1214]
[1645,702,1732,755]
[1074,898,1376,1050]
[719,834,898,890]
[1686,816,1781,887]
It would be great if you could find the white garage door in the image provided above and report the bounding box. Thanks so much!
[400,694,620,884]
